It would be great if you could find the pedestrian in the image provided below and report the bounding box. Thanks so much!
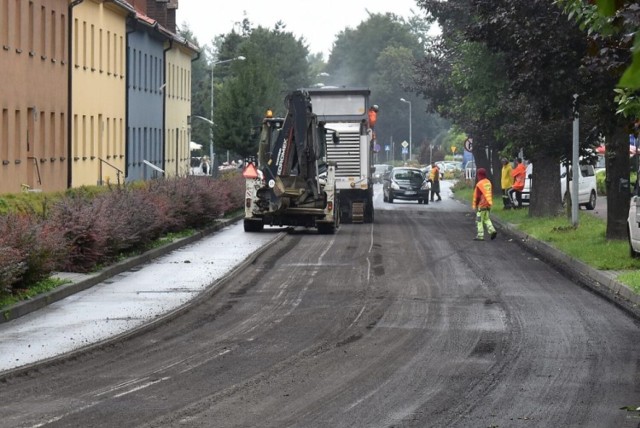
[368,104,378,142]
[472,168,497,241]
[500,157,514,209]
[201,156,210,175]
[429,162,442,202]
[509,158,526,208]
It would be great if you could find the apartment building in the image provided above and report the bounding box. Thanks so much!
[0,0,69,193]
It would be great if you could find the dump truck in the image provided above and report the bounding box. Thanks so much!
[305,87,374,223]
[242,90,340,234]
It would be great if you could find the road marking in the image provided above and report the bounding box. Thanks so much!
[112,376,171,398]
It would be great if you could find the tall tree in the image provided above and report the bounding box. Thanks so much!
[417,0,588,217]
[212,22,311,158]
[556,0,638,239]
[327,13,449,161]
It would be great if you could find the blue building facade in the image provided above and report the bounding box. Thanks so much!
[126,17,165,182]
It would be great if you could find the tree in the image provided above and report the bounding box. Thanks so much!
[209,22,312,159]
[556,0,638,239]
[417,0,589,217]
[327,13,449,162]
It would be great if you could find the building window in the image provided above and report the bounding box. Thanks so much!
[82,20,87,69]
[73,18,78,67]
[1,109,8,162]
[39,111,45,158]
[90,24,94,70]
[73,114,78,158]
[27,0,33,54]
[98,28,102,72]
[50,10,55,60]
[14,0,22,52]
[50,112,56,158]
[106,30,110,75]
[40,5,45,58]
[60,13,65,63]
[16,110,24,159]
[1,0,9,49]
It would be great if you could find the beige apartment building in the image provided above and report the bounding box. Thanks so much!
[0,0,69,193]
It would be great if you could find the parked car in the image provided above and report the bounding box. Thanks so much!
[373,164,394,184]
[383,167,430,204]
[521,162,597,210]
[629,187,640,258]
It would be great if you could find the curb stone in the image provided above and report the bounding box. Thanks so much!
[1,214,245,324]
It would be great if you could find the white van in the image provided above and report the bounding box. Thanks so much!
[520,162,597,210]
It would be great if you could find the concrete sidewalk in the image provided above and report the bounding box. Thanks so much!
[0,219,285,376]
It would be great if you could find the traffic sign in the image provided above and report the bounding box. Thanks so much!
[385,145,390,152]
[401,140,409,148]
[464,138,473,152]
[402,147,408,154]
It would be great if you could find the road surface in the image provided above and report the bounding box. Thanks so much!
[1,183,638,428]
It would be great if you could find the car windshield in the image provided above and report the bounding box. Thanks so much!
[393,169,423,180]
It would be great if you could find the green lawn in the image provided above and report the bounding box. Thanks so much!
[452,185,640,294]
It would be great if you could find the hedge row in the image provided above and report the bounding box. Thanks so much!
[0,173,245,293]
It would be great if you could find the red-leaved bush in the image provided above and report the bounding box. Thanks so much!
[47,174,242,274]
[0,213,67,290]
[0,174,244,285]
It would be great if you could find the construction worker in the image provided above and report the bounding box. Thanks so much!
[429,162,441,202]
[472,168,497,241]
[501,157,514,209]
[509,158,526,208]
[368,105,378,142]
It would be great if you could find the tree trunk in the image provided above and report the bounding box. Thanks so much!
[605,127,631,240]
[529,153,563,217]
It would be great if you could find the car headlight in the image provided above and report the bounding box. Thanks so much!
[391,181,400,190]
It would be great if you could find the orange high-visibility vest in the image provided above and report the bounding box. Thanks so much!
[511,163,526,191]
[473,178,493,209]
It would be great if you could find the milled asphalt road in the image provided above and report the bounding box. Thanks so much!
[0,189,636,378]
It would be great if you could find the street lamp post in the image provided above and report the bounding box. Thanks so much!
[208,56,245,175]
[400,98,412,160]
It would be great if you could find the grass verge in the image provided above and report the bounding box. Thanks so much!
[0,277,71,311]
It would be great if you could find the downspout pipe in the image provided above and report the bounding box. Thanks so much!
[162,39,173,174]
[125,20,137,181]
[67,0,85,188]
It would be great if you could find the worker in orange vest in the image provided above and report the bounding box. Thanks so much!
[368,105,378,142]
[509,158,526,208]
[472,167,497,241]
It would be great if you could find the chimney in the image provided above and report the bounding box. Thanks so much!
[143,0,178,33]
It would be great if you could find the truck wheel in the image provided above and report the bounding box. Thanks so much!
[364,197,374,223]
[244,219,264,232]
[585,191,597,210]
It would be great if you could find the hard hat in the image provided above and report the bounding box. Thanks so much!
[371,105,379,111]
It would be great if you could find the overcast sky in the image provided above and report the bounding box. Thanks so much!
[176,0,424,58]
